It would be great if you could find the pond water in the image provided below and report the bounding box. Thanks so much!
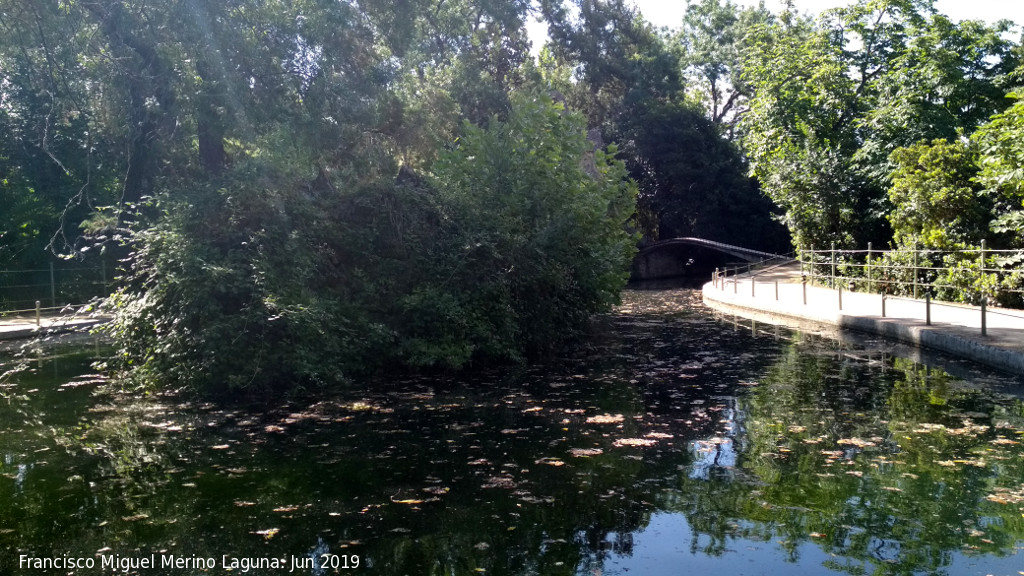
[3,289,1024,576]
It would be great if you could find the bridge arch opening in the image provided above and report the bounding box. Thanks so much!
[630,238,786,283]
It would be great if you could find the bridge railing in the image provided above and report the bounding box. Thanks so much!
[715,251,798,282]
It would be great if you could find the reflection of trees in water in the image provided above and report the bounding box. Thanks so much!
[687,341,1024,574]
[7,317,1024,576]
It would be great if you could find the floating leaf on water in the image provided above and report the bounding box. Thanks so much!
[613,438,657,447]
[955,459,986,467]
[535,457,565,467]
[481,475,517,489]
[586,414,623,424]
[569,448,603,457]
[273,505,300,512]
[837,438,876,448]
[254,528,279,539]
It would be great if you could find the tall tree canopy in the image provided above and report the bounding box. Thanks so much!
[540,0,789,250]
[1,0,639,394]
[739,0,1020,251]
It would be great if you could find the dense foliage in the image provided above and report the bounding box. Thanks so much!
[1,0,639,394]
[100,91,636,394]
[740,0,1022,252]
[5,0,1024,391]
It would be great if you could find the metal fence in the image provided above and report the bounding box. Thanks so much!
[712,243,1024,337]
[0,262,111,317]
[714,252,797,280]
[799,241,1024,307]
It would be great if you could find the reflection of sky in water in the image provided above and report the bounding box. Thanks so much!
[689,399,740,479]
[603,511,1024,576]
[689,437,736,479]
[600,513,838,576]
[5,453,29,494]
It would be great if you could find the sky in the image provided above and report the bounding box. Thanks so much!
[526,0,1024,52]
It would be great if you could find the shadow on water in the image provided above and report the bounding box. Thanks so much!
[3,290,1024,575]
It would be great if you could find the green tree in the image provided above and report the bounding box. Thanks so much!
[740,0,1019,252]
[740,12,862,250]
[677,0,773,137]
[424,92,638,362]
[974,93,1024,244]
[887,139,988,250]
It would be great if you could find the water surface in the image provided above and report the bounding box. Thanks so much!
[3,290,1024,575]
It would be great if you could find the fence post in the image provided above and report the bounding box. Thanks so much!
[867,242,872,293]
[838,284,843,311]
[775,280,779,301]
[36,300,41,327]
[49,262,56,308]
[981,296,987,337]
[751,277,755,297]
[979,239,986,289]
[714,267,719,289]
[802,274,807,305]
[926,293,931,326]
[810,245,815,285]
[831,242,836,288]
[913,248,918,299]
[882,294,886,318]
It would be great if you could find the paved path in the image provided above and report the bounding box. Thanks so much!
[0,313,107,340]
[703,264,1024,375]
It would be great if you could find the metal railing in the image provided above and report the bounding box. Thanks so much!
[711,242,1024,338]
[715,252,797,281]
[0,262,111,317]
[798,241,1024,304]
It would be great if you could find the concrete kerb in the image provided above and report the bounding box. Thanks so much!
[0,318,107,341]
[702,280,1024,375]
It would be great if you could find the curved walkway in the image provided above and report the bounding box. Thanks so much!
[0,313,106,340]
[702,264,1024,375]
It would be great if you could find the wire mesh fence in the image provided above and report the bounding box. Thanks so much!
[0,262,111,318]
